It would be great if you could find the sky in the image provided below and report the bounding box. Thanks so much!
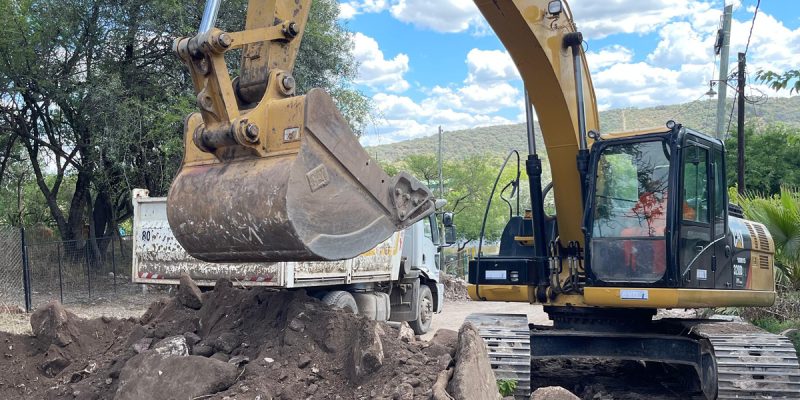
[338,0,800,146]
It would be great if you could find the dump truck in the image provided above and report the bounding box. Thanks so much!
[132,189,453,334]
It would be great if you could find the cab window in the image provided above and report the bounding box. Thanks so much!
[682,145,709,224]
[713,148,726,236]
[590,139,670,284]
[423,217,433,240]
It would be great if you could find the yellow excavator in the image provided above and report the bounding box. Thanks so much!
[166,0,800,398]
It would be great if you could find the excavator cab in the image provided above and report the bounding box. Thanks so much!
[583,123,769,294]
[166,0,434,262]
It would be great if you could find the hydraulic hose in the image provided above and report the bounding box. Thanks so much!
[475,149,520,301]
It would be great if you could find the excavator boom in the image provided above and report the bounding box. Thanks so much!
[167,0,434,262]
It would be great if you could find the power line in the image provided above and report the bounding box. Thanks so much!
[744,0,761,56]
[725,88,738,139]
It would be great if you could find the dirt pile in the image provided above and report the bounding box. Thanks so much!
[440,273,470,302]
[0,278,467,399]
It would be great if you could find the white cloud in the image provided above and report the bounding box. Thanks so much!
[338,0,389,19]
[359,47,524,145]
[586,45,634,71]
[465,49,520,83]
[355,1,800,142]
[352,32,410,93]
[586,6,800,110]
[338,3,358,19]
[389,0,483,33]
[570,0,713,39]
[338,0,484,34]
[646,21,713,67]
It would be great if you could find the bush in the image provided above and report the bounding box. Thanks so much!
[732,188,800,290]
[497,379,517,397]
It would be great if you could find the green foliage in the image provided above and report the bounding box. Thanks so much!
[497,379,518,397]
[751,317,800,354]
[725,124,800,196]
[391,153,526,247]
[295,0,371,134]
[0,0,368,242]
[757,69,800,95]
[732,188,800,289]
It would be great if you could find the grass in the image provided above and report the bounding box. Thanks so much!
[737,290,800,355]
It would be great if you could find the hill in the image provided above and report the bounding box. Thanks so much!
[368,96,800,162]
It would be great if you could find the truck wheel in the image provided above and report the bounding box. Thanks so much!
[322,291,359,314]
[409,285,433,335]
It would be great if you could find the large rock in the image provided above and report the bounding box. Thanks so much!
[347,320,384,380]
[398,322,415,343]
[30,301,81,349]
[177,272,203,309]
[152,335,189,357]
[114,352,238,400]
[447,322,501,400]
[531,386,580,400]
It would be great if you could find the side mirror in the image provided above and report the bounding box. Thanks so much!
[442,212,454,227]
[444,225,457,245]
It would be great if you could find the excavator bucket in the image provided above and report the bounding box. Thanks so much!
[167,0,433,262]
[167,89,434,262]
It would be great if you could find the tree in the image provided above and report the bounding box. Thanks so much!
[396,154,525,250]
[757,69,800,95]
[0,0,369,257]
[724,124,800,196]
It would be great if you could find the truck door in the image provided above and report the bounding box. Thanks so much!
[679,138,714,288]
[422,215,440,271]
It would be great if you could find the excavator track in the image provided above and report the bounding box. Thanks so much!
[692,324,800,399]
[713,333,800,399]
[466,314,531,399]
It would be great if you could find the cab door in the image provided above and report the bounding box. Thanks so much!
[679,138,714,288]
[710,146,733,289]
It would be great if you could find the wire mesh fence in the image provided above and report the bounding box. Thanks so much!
[25,235,138,309]
[442,248,474,278]
[0,226,26,311]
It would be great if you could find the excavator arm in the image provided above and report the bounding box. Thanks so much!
[168,0,434,262]
[478,0,599,245]
[167,0,599,265]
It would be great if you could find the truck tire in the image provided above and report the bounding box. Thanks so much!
[409,285,433,335]
[322,291,359,314]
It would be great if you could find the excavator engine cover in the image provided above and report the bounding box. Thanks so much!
[168,89,434,262]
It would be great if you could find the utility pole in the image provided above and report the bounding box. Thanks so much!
[737,52,746,195]
[438,126,444,199]
[715,4,733,139]
[437,125,444,272]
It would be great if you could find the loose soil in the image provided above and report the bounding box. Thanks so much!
[440,273,470,302]
[0,280,452,399]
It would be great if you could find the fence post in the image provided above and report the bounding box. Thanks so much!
[57,243,64,304]
[20,227,32,313]
[111,236,117,293]
[84,243,91,300]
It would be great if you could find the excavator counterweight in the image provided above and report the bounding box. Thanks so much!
[167,0,433,262]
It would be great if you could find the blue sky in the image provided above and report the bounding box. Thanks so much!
[338,1,800,146]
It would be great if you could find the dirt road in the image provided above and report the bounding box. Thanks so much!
[423,300,550,340]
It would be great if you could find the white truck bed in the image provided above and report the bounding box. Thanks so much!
[132,189,402,287]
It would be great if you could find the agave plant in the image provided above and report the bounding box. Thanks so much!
[732,188,800,290]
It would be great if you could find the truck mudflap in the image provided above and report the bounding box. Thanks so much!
[434,283,445,313]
